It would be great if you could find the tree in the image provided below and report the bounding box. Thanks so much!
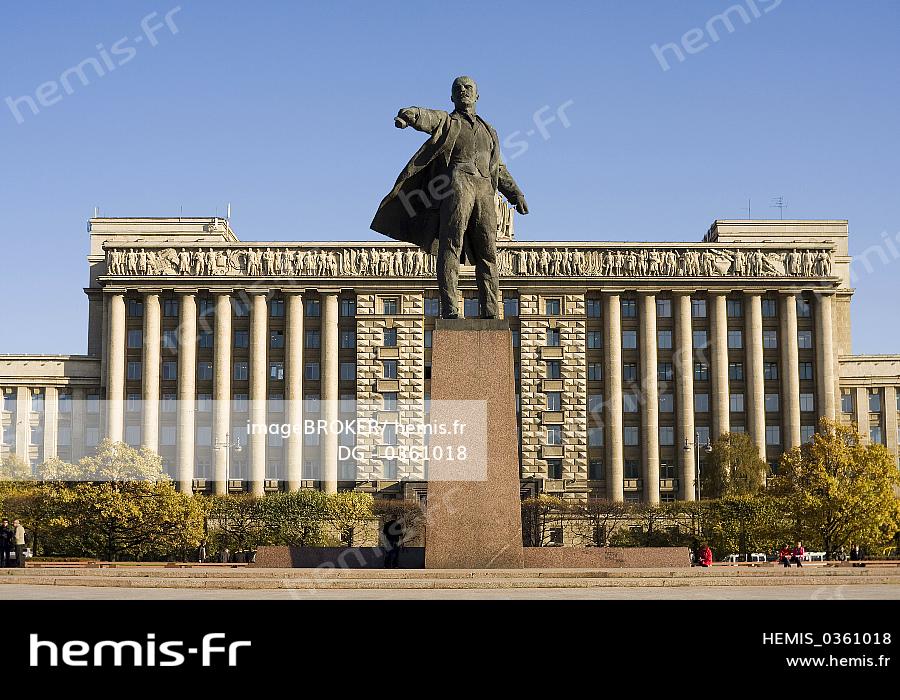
[570,499,627,546]
[771,419,900,559]
[326,491,374,547]
[703,432,768,499]
[263,491,329,546]
[0,454,32,483]
[702,494,792,560]
[521,495,567,546]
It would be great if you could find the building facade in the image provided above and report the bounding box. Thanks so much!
[1,215,898,502]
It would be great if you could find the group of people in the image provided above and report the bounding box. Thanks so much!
[778,542,807,567]
[0,519,27,567]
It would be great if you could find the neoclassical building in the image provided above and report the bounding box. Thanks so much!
[1,213,898,503]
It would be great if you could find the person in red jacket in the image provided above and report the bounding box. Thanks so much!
[697,544,713,567]
[790,541,805,567]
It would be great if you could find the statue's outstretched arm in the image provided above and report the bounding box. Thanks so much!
[498,163,529,215]
[394,107,448,134]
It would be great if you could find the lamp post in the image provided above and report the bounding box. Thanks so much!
[683,432,712,537]
[214,432,243,493]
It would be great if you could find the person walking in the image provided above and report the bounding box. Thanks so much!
[12,519,26,567]
[0,519,12,567]
[381,515,403,569]
[790,541,805,568]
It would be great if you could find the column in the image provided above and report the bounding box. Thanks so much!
[212,293,232,495]
[142,293,161,453]
[285,292,304,492]
[815,292,837,423]
[780,293,802,450]
[710,293,730,440]
[321,292,339,494]
[15,386,29,466]
[43,387,59,461]
[249,292,268,496]
[854,387,869,443]
[674,293,695,501]
[71,387,85,461]
[177,293,197,494]
[603,293,623,502]
[106,293,126,443]
[745,293,766,461]
[639,294,659,504]
[885,386,899,459]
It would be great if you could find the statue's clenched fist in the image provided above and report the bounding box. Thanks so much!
[394,108,416,129]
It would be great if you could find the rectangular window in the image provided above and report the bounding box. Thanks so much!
[382,298,399,315]
[625,459,641,479]
[764,362,779,380]
[340,362,356,381]
[464,298,480,318]
[233,361,248,381]
[623,364,638,382]
[163,299,179,318]
[545,298,561,316]
[762,299,777,318]
[232,393,248,412]
[799,362,814,381]
[270,299,285,318]
[305,330,324,351]
[659,426,675,446]
[763,330,778,349]
[234,331,249,349]
[586,298,601,318]
[693,330,708,349]
[695,394,710,412]
[340,330,356,349]
[658,363,673,381]
[587,331,602,349]
[162,330,178,350]
[546,392,561,411]
[198,393,212,412]
[588,427,604,447]
[624,394,639,413]
[798,330,813,349]
[656,299,672,318]
[382,327,398,347]
[620,299,636,318]
[658,330,672,349]
[58,393,72,413]
[796,298,812,318]
[233,299,249,317]
[340,298,356,317]
[58,426,72,446]
[128,299,144,317]
[622,330,637,349]
[801,425,815,443]
[127,329,143,349]
[691,298,707,318]
[161,393,176,413]
[546,361,561,379]
[694,362,709,381]
[304,362,320,381]
[424,330,433,348]
[728,362,744,381]
[125,425,141,447]
[869,390,882,413]
[199,331,214,349]
[730,393,745,413]
[588,395,603,413]
[546,329,561,347]
[305,299,321,317]
[659,393,674,413]
[382,392,398,411]
[726,299,743,318]
[264,330,283,350]
[727,329,743,349]
[160,425,176,446]
[504,297,519,317]
[766,425,781,445]
[424,297,440,317]
[800,393,815,412]
[197,362,213,381]
[546,459,563,480]
[623,426,640,446]
[269,362,285,381]
[841,391,853,414]
[696,426,711,446]
[588,459,604,480]
[383,360,398,379]
[546,425,562,445]
[127,361,142,381]
[588,363,602,381]
[199,298,215,317]
[126,393,140,413]
[765,393,780,412]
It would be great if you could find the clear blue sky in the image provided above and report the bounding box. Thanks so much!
[2,1,899,355]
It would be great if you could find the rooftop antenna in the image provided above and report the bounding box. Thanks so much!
[93,206,99,218]
[770,196,786,220]
[747,198,751,219]
[227,202,232,221]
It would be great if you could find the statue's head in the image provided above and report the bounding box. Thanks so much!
[451,76,478,110]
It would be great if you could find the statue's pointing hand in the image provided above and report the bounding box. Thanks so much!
[394,108,416,129]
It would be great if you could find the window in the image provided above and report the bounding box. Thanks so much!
[764,362,779,380]
[127,330,143,349]
[305,330,321,349]
[269,362,285,381]
[424,297,440,316]
[588,427,603,447]
[624,459,640,479]
[125,425,141,447]
[234,331,249,349]
[660,461,676,479]
[623,364,638,382]
[268,331,284,350]
[586,298,601,318]
[691,298,707,318]
[305,362,320,381]
[340,298,356,317]
[126,393,140,413]
[545,298,561,315]
[695,394,710,412]
[588,363,602,381]
[424,330,432,348]
[730,393,745,413]
[380,327,397,348]
[656,299,672,318]
[546,459,563,480]
[624,394,639,413]
[763,330,778,349]
[801,425,815,444]
[339,362,356,381]
[728,362,744,381]
[546,329,561,347]
[161,393,176,413]
[694,362,709,381]
[340,330,356,349]
[127,362,142,381]
[798,330,813,349]
[869,390,882,413]
[623,426,639,446]
[163,299,179,318]
[622,330,637,349]
[424,362,432,380]
[305,299,321,317]
[546,361,561,379]
[732,425,745,434]
[870,426,883,444]
[588,459,604,480]
[270,299,285,318]
[199,298,215,317]
[727,329,743,349]
[232,393,248,413]
[546,392,561,411]
[726,299,743,318]
[659,393,674,413]
[765,425,781,446]
[546,425,562,445]
[762,299,777,318]
[87,394,100,414]
[693,330,708,349]
[383,360,398,379]
[799,362,814,381]
[128,299,144,317]
[198,362,213,381]
[198,393,212,412]
[696,426,711,445]
[765,393,780,412]
[588,395,603,413]
[659,426,675,446]
[464,298,480,318]
[841,391,853,414]
[199,331,213,349]
[383,298,400,315]
[382,392,398,411]
[504,297,519,317]
[658,330,672,349]
[620,299,636,318]
[162,330,178,350]
[800,393,815,412]
[587,331,602,349]
[233,362,248,381]
[796,298,812,318]
[58,426,71,446]
[658,363,673,381]
[59,393,72,413]
[233,299,249,317]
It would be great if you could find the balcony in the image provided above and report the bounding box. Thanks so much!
[624,478,642,491]
[660,478,678,491]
